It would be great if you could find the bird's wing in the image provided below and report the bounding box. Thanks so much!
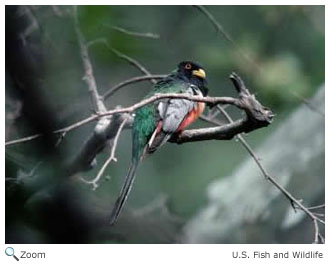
[159,96,197,133]
[160,84,202,132]
[147,84,202,152]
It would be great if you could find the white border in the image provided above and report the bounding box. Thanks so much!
[2,1,330,266]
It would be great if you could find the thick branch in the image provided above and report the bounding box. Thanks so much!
[171,72,273,143]
[2,94,243,146]
[68,112,133,175]
[80,117,129,189]
[171,118,245,143]
[70,7,134,174]
[213,105,324,244]
[6,73,273,147]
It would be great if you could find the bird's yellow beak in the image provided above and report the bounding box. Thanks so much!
[192,69,206,79]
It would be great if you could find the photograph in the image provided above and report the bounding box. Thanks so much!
[5,5,324,245]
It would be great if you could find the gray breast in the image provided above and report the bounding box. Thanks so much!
[157,84,202,133]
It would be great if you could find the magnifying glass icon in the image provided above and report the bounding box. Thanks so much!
[5,247,19,261]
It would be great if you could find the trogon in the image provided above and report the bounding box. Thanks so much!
[110,61,208,225]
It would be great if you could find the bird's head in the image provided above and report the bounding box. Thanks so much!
[177,61,208,96]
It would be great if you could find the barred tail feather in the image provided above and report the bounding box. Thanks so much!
[110,159,139,225]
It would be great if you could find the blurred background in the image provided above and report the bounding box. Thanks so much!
[5,5,324,243]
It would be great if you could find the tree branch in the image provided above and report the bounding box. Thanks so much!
[3,94,238,147]
[6,73,273,148]
[68,7,135,174]
[80,117,129,190]
[291,91,325,117]
[68,112,133,174]
[73,6,106,113]
[5,114,100,146]
[103,74,166,100]
[307,204,325,210]
[102,24,160,39]
[170,118,245,143]
[194,5,260,72]
[208,102,325,244]
[193,5,324,243]
[86,37,157,83]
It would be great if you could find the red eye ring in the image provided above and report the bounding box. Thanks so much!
[185,63,192,69]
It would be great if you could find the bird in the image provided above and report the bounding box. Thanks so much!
[110,61,208,225]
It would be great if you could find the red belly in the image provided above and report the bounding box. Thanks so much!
[177,102,205,132]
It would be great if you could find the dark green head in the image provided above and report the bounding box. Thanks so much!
[177,61,208,96]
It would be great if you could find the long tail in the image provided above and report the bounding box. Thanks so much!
[110,159,139,225]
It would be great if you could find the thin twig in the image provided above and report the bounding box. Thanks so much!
[6,73,273,148]
[80,117,128,190]
[291,91,325,117]
[312,212,325,217]
[307,204,325,210]
[103,74,166,100]
[6,114,98,146]
[217,105,267,174]
[110,47,153,77]
[214,105,324,244]
[200,113,226,126]
[73,6,106,113]
[194,6,234,46]
[6,87,270,147]
[318,233,325,244]
[6,133,43,146]
[313,220,319,244]
[194,5,260,72]
[55,132,67,147]
[103,24,160,39]
[86,38,157,83]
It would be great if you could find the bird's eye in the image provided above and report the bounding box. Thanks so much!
[185,63,192,69]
